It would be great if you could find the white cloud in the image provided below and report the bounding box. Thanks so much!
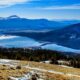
[0,0,30,8]
[38,4,80,10]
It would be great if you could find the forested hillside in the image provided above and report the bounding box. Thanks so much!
[0,47,80,68]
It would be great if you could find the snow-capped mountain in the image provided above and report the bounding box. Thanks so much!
[7,15,20,19]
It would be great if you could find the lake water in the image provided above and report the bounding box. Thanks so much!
[0,35,40,48]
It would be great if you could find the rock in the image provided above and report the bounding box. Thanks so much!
[31,75,37,80]
[0,76,4,80]
[16,65,21,69]
[10,67,15,70]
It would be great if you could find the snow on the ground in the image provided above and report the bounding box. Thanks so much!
[25,65,80,78]
[25,66,64,75]
[67,74,80,78]
[0,59,12,63]
[59,65,73,68]
[0,59,19,67]
[9,70,44,80]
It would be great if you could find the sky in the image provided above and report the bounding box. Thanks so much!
[0,0,80,20]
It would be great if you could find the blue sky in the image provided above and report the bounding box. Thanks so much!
[0,0,80,20]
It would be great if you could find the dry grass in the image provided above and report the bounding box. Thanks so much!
[0,65,30,80]
[0,60,80,80]
[19,61,80,75]
[19,61,80,80]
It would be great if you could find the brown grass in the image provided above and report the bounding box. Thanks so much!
[0,65,30,80]
[19,61,80,75]
[0,60,80,80]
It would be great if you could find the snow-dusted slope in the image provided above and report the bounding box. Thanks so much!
[42,43,80,53]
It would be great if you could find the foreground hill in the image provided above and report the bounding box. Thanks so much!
[0,59,80,80]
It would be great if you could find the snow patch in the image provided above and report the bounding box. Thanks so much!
[0,35,18,40]
[42,43,80,53]
[59,65,73,68]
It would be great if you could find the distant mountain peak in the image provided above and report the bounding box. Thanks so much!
[0,17,4,20]
[7,15,20,19]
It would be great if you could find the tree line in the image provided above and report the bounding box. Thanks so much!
[0,47,80,68]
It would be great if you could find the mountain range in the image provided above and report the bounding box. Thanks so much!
[1,15,80,51]
[0,15,64,31]
[5,23,80,50]
[0,15,80,31]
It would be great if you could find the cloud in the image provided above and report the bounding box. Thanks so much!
[0,0,30,8]
[37,4,80,10]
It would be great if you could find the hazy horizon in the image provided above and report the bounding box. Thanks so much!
[0,0,80,20]
[0,15,80,21]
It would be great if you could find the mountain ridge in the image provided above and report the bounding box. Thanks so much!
[0,15,65,30]
[5,23,80,49]
[0,15,80,31]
